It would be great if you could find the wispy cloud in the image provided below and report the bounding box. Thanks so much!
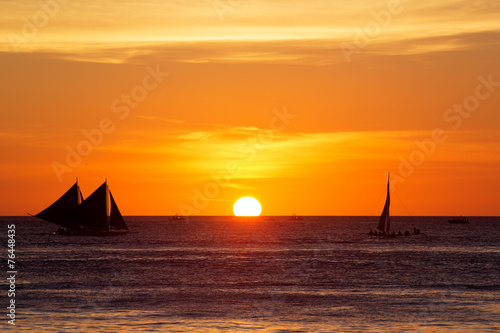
[89,125,500,183]
[178,131,214,141]
[2,0,499,64]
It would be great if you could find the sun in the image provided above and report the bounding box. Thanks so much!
[233,197,262,216]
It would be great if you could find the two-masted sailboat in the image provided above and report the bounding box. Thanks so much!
[32,180,128,236]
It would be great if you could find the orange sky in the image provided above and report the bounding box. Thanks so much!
[1,0,499,216]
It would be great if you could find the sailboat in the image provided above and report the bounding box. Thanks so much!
[369,173,420,237]
[377,172,391,235]
[369,173,398,237]
[32,179,128,236]
[170,213,185,220]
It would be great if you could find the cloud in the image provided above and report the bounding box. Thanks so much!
[178,131,214,141]
[96,124,498,184]
[2,29,499,66]
[2,0,499,64]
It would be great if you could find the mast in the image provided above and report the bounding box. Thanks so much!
[76,177,83,205]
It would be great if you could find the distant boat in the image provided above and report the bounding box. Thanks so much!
[32,180,128,236]
[289,213,303,220]
[376,173,391,235]
[170,213,185,220]
[369,173,420,237]
[449,217,469,224]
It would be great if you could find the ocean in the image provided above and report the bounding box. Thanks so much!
[2,216,499,332]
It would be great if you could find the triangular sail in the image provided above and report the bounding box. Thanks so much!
[109,191,128,230]
[377,174,390,233]
[35,182,82,228]
[63,182,108,230]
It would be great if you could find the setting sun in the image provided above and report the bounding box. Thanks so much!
[233,197,262,216]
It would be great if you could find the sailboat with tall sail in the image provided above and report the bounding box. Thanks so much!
[377,172,391,235]
[369,172,398,237]
[369,173,421,237]
[32,179,128,236]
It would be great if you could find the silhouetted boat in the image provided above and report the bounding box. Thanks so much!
[289,213,303,220]
[32,179,128,236]
[368,173,422,238]
[448,217,469,224]
[170,213,185,220]
[376,173,391,235]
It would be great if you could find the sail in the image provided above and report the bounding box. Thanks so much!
[35,182,82,228]
[377,174,390,233]
[109,191,128,230]
[63,182,108,230]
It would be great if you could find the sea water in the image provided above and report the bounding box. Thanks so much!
[1,216,499,332]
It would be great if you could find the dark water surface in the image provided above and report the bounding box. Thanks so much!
[2,216,499,332]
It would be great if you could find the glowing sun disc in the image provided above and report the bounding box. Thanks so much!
[233,197,262,216]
